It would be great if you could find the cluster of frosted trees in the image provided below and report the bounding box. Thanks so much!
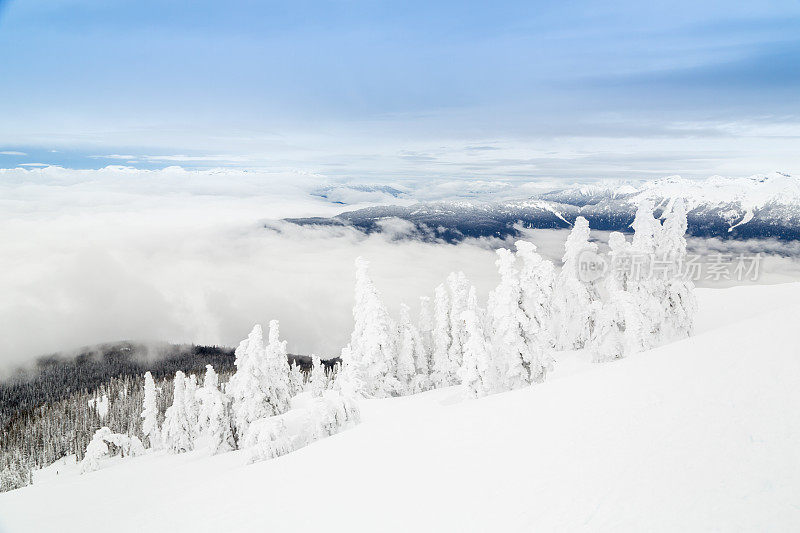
[82,322,355,471]
[79,200,696,470]
[341,200,697,399]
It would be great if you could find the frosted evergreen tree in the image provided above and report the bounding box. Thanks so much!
[140,371,161,449]
[460,287,493,398]
[184,373,199,441]
[228,324,269,441]
[516,240,557,351]
[630,199,667,348]
[430,283,454,387]
[263,320,293,413]
[396,303,418,393]
[554,216,601,350]
[446,272,470,380]
[488,248,539,390]
[288,360,305,397]
[195,365,235,454]
[163,371,194,453]
[340,257,401,398]
[659,199,697,340]
[397,302,428,393]
[417,295,434,371]
[591,232,643,361]
[307,355,327,397]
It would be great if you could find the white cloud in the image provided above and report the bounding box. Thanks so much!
[0,150,27,156]
[2,165,799,373]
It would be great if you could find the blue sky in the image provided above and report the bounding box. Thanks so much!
[0,0,798,179]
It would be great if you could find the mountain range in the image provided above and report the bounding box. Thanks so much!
[286,173,800,242]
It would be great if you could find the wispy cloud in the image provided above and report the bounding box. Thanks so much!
[0,150,26,156]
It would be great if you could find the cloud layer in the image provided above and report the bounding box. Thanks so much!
[2,165,800,373]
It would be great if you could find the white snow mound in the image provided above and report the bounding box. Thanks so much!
[1,284,799,532]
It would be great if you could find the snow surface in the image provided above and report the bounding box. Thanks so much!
[2,284,800,532]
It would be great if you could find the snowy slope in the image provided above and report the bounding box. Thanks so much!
[2,284,800,532]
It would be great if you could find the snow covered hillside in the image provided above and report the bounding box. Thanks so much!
[1,283,799,532]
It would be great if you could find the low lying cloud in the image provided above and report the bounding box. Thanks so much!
[2,165,799,374]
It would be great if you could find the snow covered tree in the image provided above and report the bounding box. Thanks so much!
[629,200,668,349]
[163,371,194,453]
[263,319,293,413]
[140,371,161,449]
[554,216,601,350]
[80,427,145,473]
[288,360,305,397]
[515,240,557,351]
[659,199,697,340]
[418,295,434,366]
[397,302,428,394]
[228,321,293,442]
[184,373,199,441]
[307,355,327,397]
[446,272,470,378]
[488,248,547,390]
[460,287,493,398]
[430,283,454,388]
[195,365,235,454]
[340,257,401,398]
[591,232,643,361]
[228,324,265,441]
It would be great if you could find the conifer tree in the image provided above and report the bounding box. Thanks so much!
[140,371,161,449]
[659,199,697,340]
[340,257,401,398]
[184,373,199,441]
[487,248,532,390]
[195,365,235,454]
[307,355,327,397]
[163,371,194,453]
[554,216,601,350]
[430,283,454,388]
[446,272,470,381]
[460,287,493,398]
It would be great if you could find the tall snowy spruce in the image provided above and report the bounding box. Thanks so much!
[184,373,200,441]
[554,216,601,350]
[228,321,292,443]
[446,272,470,381]
[195,365,235,454]
[659,199,697,340]
[288,360,305,397]
[397,302,429,393]
[460,287,493,398]
[340,257,401,398]
[487,248,545,390]
[515,240,556,373]
[418,295,434,362]
[307,355,327,397]
[591,232,644,361]
[263,320,293,412]
[141,371,161,449]
[629,199,668,350]
[163,371,194,453]
[430,283,455,388]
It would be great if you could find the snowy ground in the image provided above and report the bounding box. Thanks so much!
[2,283,800,532]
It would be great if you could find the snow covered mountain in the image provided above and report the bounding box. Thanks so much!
[287,173,800,242]
[2,283,799,532]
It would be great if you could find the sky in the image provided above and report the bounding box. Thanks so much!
[0,0,798,179]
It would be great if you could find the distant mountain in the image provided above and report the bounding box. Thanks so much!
[286,173,800,242]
